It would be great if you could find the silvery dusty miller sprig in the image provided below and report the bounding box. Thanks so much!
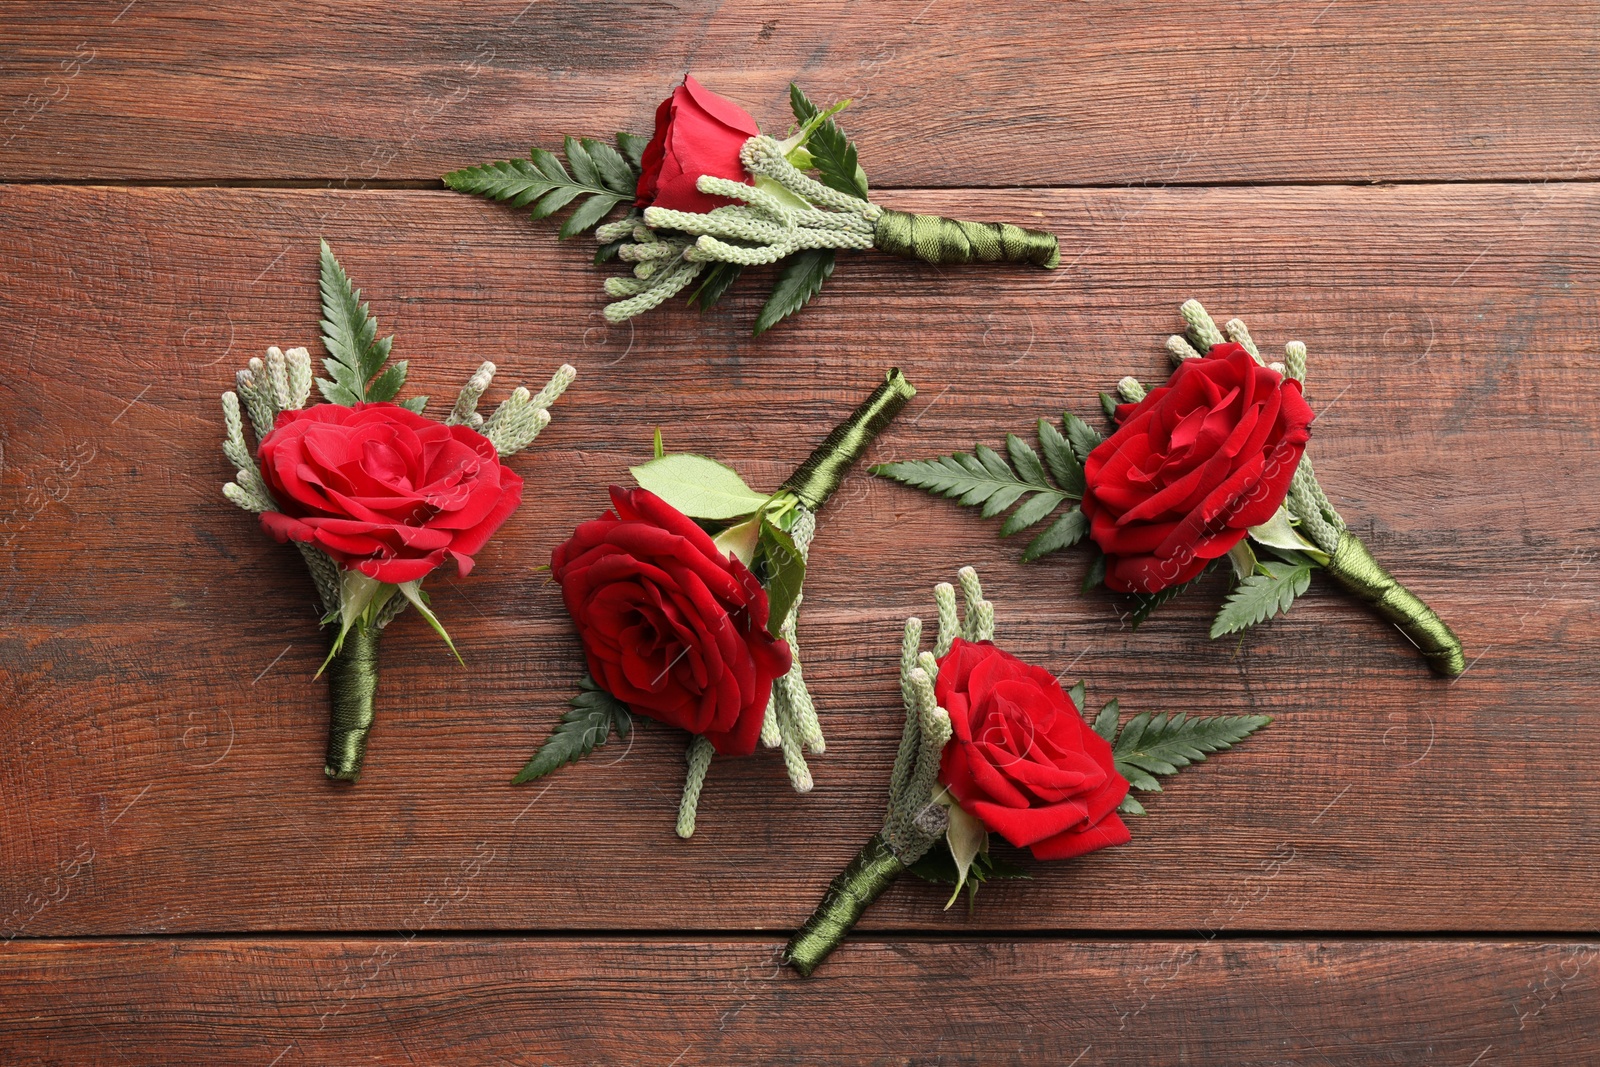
[874,299,1465,676]
[220,240,575,782]
[445,78,1059,335]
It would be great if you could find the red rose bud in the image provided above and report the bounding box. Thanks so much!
[635,74,761,214]
[551,486,792,756]
[1081,343,1315,594]
[256,402,524,584]
[936,639,1131,861]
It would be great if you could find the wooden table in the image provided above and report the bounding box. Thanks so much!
[3,3,1597,1063]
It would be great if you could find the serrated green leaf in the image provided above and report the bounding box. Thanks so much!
[758,520,807,629]
[1082,551,1108,592]
[1092,699,1120,742]
[1209,563,1313,638]
[1067,680,1087,713]
[530,185,583,219]
[616,130,649,169]
[1021,506,1087,562]
[1064,412,1104,466]
[559,192,626,239]
[631,453,769,520]
[528,146,570,182]
[581,137,638,194]
[398,395,428,414]
[1038,418,1086,497]
[688,261,744,309]
[1128,571,1205,631]
[317,239,401,405]
[1112,711,1272,792]
[365,360,407,403]
[1100,392,1120,419]
[753,248,835,335]
[789,84,869,200]
[1006,433,1050,489]
[999,489,1067,537]
[512,674,634,785]
[1118,794,1148,816]
[563,135,601,187]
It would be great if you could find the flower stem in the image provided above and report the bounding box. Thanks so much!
[783,832,907,977]
[324,622,381,782]
[1324,531,1465,677]
[780,368,917,511]
[873,209,1060,268]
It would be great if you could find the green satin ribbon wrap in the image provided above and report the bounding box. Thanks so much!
[873,209,1060,269]
[781,369,917,510]
[783,833,908,977]
[325,623,381,781]
[1325,531,1465,677]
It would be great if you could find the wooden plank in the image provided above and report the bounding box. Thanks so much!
[0,938,1594,1064]
[1,2,1598,184]
[2,184,1598,936]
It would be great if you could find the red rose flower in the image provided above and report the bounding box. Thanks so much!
[551,486,791,756]
[635,74,761,214]
[936,639,1130,861]
[1081,343,1316,594]
[256,402,523,584]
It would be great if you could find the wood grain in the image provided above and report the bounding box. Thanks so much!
[1,938,1595,1065]
[1,184,1596,937]
[1,1,1598,185]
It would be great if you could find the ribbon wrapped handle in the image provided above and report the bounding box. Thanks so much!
[324,624,381,781]
[783,832,908,977]
[781,368,916,511]
[1325,531,1465,677]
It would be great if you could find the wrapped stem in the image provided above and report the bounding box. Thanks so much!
[783,833,907,977]
[324,623,381,781]
[1325,531,1465,677]
[781,368,917,510]
[873,209,1060,269]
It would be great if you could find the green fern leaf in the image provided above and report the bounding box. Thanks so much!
[511,675,634,785]
[688,262,744,309]
[1020,506,1087,562]
[1209,560,1313,638]
[1091,698,1120,742]
[1038,418,1086,496]
[874,419,1087,553]
[1064,412,1104,466]
[443,133,641,239]
[316,240,400,405]
[789,84,869,200]
[1081,551,1108,592]
[1128,570,1209,631]
[753,249,835,335]
[615,131,649,169]
[1112,712,1272,790]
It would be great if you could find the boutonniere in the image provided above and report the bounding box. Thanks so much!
[783,568,1270,976]
[875,300,1465,676]
[219,241,575,782]
[445,76,1059,335]
[516,371,917,835]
